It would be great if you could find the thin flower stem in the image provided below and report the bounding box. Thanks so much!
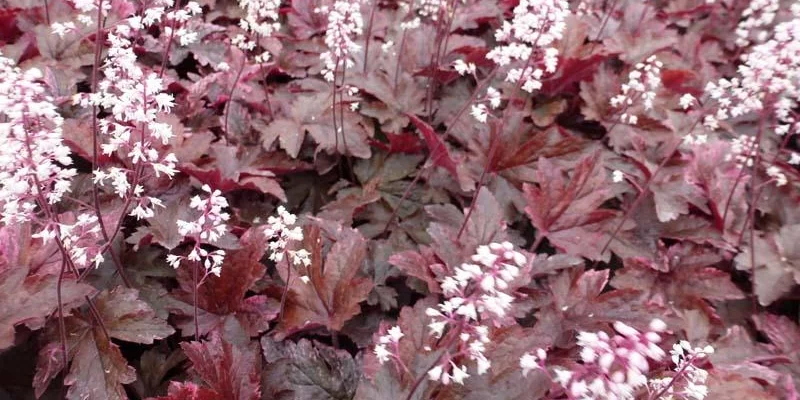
[362,0,378,74]
[44,0,51,25]
[456,138,497,240]
[223,58,247,144]
[393,30,408,94]
[424,0,459,122]
[21,113,111,348]
[721,111,768,230]
[56,259,69,372]
[456,46,540,239]
[647,355,698,400]
[587,106,702,265]
[384,67,497,234]
[441,67,498,140]
[339,65,355,180]
[593,0,619,42]
[332,58,341,154]
[193,259,200,341]
[255,35,274,120]
[279,257,291,322]
[158,0,182,79]
[404,326,462,400]
[86,0,132,288]
[381,164,430,235]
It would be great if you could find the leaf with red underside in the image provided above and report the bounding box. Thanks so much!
[407,114,458,176]
[660,69,698,94]
[172,228,279,340]
[381,131,424,154]
[274,224,373,338]
[612,243,745,309]
[174,334,261,400]
[523,152,617,260]
[541,54,607,95]
[34,287,174,399]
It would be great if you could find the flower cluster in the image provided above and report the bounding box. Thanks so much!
[35,214,105,269]
[417,0,445,20]
[238,0,281,38]
[263,206,309,281]
[318,0,364,82]
[75,2,182,221]
[422,242,526,385]
[236,0,280,62]
[735,0,779,47]
[649,341,714,400]
[486,0,569,93]
[263,206,304,261]
[703,9,800,135]
[373,326,404,365]
[610,55,663,125]
[167,185,230,276]
[470,87,502,123]
[51,0,110,36]
[0,54,76,225]
[531,320,667,399]
[726,134,757,168]
[163,1,204,47]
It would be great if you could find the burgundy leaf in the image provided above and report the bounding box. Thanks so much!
[523,152,617,260]
[407,114,459,176]
[172,228,279,339]
[0,265,94,351]
[178,334,261,400]
[275,224,373,338]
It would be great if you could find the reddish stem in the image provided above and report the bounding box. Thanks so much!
[393,30,408,94]
[56,259,69,373]
[404,326,462,400]
[159,0,182,79]
[594,116,701,262]
[647,355,699,400]
[193,259,200,341]
[223,58,247,144]
[362,0,378,74]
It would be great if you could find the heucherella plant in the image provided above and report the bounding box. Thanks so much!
[0,55,75,225]
[319,0,364,82]
[610,55,663,126]
[0,54,106,271]
[374,242,527,392]
[264,205,310,280]
[486,0,569,94]
[167,185,230,278]
[77,3,182,221]
[520,320,713,400]
[5,0,800,398]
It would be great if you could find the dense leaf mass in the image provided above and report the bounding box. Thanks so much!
[0,0,799,399]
